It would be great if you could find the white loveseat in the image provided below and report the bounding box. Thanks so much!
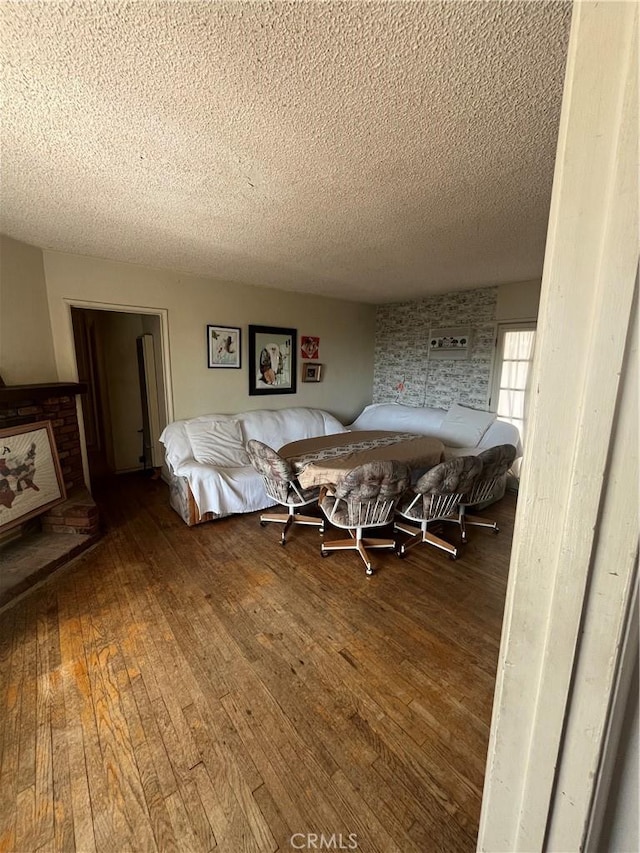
[160,407,347,526]
[349,402,522,459]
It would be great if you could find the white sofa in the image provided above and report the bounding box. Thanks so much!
[348,402,522,505]
[348,402,522,459]
[160,407,347,526]
[160,401,521,527]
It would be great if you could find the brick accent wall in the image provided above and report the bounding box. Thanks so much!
[373,286,498,410]
[0,383,100,604]
[42,488,100,536]
[0,394,84,492]
[0,384,101,539]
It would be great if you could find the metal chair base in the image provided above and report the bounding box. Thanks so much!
[462,512,500,539]
[394,519,458,559]
[442,508,500,543]
[259,507,324,544]
[321,528,395,575]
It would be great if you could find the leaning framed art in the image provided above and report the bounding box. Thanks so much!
[248,325,297,395]
[0,421,66,533]
[207,325,241,368]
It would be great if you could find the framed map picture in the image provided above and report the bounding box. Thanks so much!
[0,421,66,533]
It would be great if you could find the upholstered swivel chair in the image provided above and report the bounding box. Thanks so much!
[454,443,517,541]
[246,439,324,545]
[395,455,482,559]
[319,460,411,576]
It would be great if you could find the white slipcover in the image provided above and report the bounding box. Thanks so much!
[160,407,347,517]
[348,402,522,459]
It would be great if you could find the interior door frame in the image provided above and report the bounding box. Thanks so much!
[63,298,174,489]
[478,3,638,849]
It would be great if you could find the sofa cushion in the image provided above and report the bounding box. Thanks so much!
[478,418,523,456]
[241,407,347,449]
[348,403,445,435]
[185,419,250,467]
[437,403,496,448]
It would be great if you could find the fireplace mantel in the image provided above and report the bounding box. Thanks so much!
[0,381,87,403]
[0,379,98,607]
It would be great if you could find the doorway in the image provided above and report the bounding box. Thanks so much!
[71,307,168,484]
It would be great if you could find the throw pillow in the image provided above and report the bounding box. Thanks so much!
[438,403,497,448]
[185,419,251,467]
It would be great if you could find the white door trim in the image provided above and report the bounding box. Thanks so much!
[478,3,639,850]
[63,298,174,487]
[63,298,174,424]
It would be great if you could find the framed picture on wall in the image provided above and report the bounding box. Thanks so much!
[0,421,66,533]
[207,325,241,368]
[428,327,471,359]
[300,336,320,360]
[302,362,323,382]
[248,325,297,395]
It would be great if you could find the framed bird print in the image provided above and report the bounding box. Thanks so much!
[248,325,297,395]
[207,325,241,368]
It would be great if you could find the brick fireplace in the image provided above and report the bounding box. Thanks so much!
[0,381,100,607]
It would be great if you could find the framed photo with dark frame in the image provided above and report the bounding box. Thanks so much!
[248,325,297,395]
[0,421,66,533]
[302,362,323,382]
[207,325,241,369]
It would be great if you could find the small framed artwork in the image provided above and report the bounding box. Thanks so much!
[300,336,320,360]
[248,325,297,395]
[428,327,471,360]
[302,362,323,382]
[0,421,66,533]
[207,325,241,369]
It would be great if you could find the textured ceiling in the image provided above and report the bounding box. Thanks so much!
[0,1,571,303]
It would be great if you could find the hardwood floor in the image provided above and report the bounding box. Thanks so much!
[0,473,516,853]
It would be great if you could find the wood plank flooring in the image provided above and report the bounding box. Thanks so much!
[0,473,516,853]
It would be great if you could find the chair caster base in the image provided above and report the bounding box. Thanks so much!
[321,550,330,558]
[260,521,267,527]
[397,549,407,559]
[365,565,375,576]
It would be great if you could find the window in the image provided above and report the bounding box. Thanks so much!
[491,323,537,449]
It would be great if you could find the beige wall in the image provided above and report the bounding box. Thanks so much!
[0,235,56,384]
[42,250,377,424]
[496,279,541,321]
